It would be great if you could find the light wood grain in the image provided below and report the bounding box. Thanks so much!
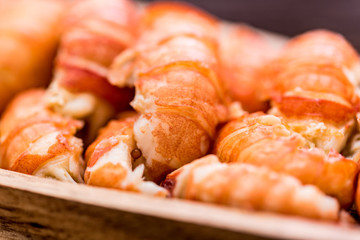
[0,169,358,240]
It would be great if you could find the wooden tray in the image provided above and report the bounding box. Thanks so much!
[0,169,359,240]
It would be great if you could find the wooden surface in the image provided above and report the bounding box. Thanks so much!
[0,169,359,240]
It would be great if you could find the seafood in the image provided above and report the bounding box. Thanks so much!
[264,30,360,152]
[162,155,339,221]
[110,2,228,182]
[214,112,359,207]
[46,0,137,140]
[0,0,64,112]
[218,24,276,112]
[85,112,168,196]
[0,89,85,182]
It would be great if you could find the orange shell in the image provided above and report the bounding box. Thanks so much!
[163,155,340,221]
[55,0,137,108]
[214,113,359,207]
[264,30,359,123]
[0,89,83,176]
[110,2,228,183]
[219,25,276,112]
[0,0,64,112]
[85,112,138,172]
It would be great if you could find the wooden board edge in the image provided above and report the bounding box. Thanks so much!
[0,169,359,240]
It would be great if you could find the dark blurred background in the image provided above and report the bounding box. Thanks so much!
[145,0,360,50]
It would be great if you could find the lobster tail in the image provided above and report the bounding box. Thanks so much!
[0,89,85,183]
[110,2,228,182]
[162,155,340,221]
